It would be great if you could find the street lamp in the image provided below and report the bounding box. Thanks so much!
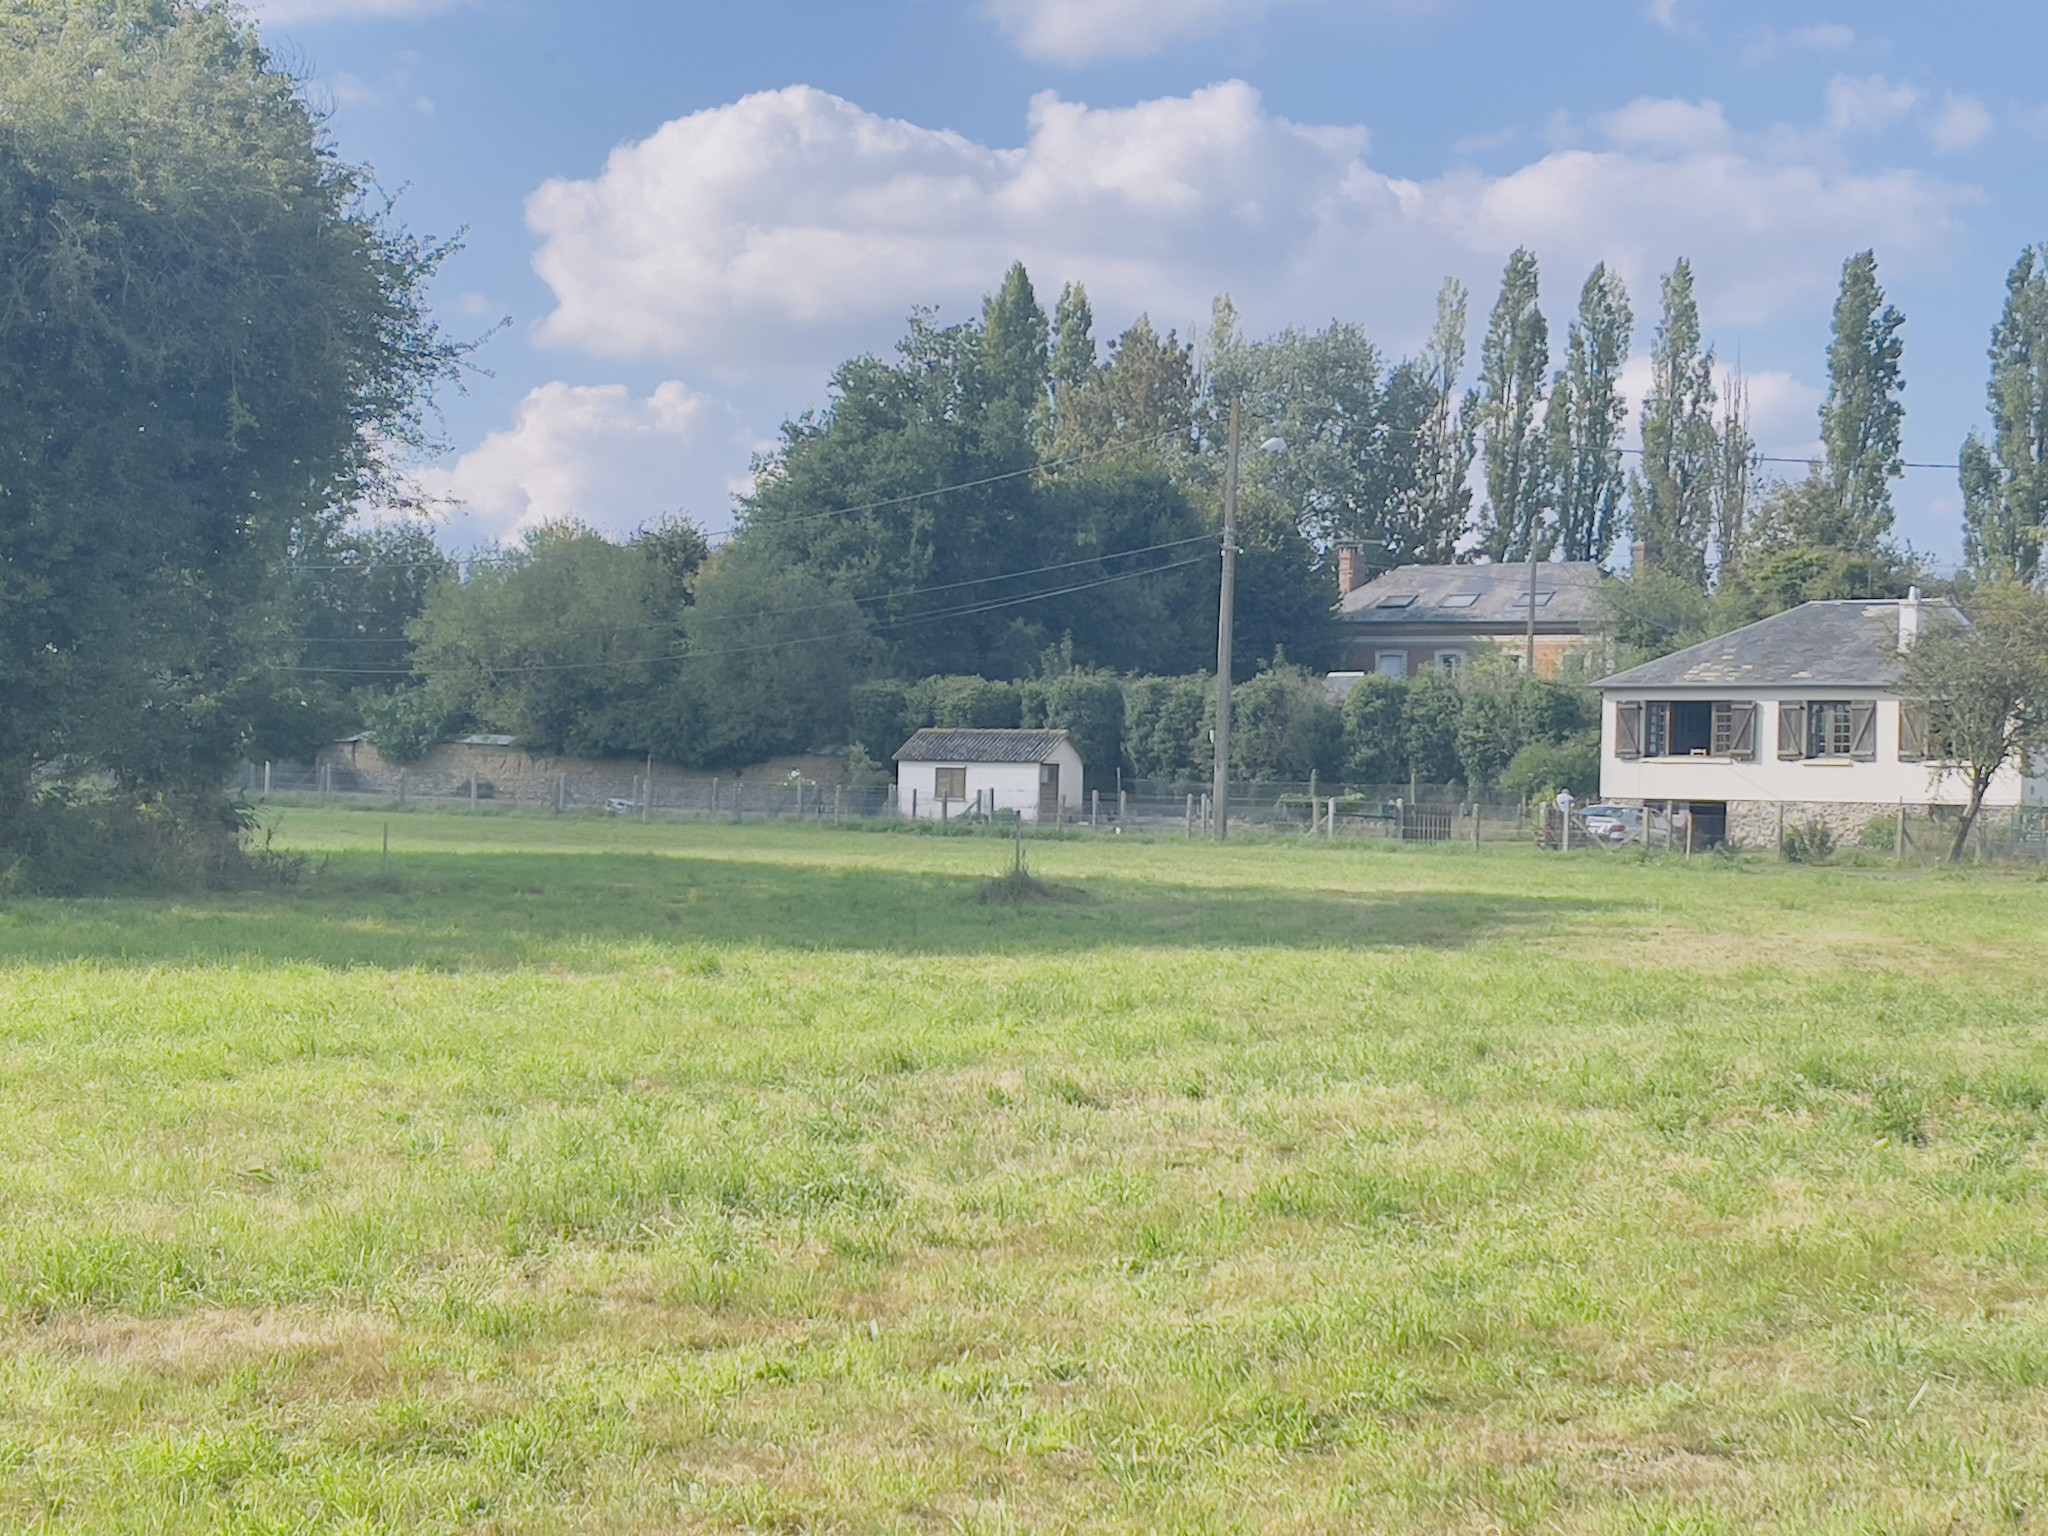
[1211,409,1287,842]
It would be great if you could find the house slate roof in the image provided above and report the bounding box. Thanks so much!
[893,728,1076,765]
[1595,599,1958,691]
[1336,561,1608,629]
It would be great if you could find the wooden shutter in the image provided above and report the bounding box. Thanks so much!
[1777,701,1807,760]
[1849,702,1877,761]
[1614,701,1642,761]
[1898,702,1927,762]
[1727,702,1758,760]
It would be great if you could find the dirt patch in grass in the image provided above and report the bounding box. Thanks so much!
[26,1308,395,1386]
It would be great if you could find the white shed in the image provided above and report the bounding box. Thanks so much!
[892,728,1085,823]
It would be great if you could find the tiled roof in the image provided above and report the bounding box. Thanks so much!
[1336,561,1607,628]
[1596,599,1958,690]
[894,728,1075,764]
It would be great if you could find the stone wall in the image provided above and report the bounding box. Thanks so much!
[1725,799,1888,851]
[303,738,856,811]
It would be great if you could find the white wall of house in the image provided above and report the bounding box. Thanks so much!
[897,742,1085,822]
[1599,687,2041,808]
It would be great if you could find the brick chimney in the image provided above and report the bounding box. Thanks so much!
[1335,543,1364,596]
[1898,586,1922,652]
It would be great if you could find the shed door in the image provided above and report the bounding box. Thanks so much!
[1038,763,1060,821]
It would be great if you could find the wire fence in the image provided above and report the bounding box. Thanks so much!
[1534,800,2048,865]
[242,760,1541,843]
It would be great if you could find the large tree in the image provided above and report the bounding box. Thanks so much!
[1629,260,1718,585]
[1544,264,1634,565]
[1961,245,2048,582]
[1906,583,2048,862]
[1817,250,1906,552]
[1473,249,1551,562]
[0,0,456,857]
[1405,279,1479,564]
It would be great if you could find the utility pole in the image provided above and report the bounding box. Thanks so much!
[1525,511,1540,672]
[1212,399,1242,841]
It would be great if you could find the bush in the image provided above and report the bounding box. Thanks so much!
[1020,672,1125,790]
[851,680,915,761]
[0,786,283,896]
[910,675,1021,730]
[1122,674,1208,781]
[1402,673,1463,786]
[1340,673,1408,783]
[360,687,457,765]
[1782,820,1837,864]
[1498,731,1600,801]
[1229,665,1343,783]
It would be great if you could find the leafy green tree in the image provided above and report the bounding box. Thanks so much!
[0,0,458,857]
[1499,732,1600,801]
[1711,377,1760,576]
[1121,675,1209,781]
[907,676,1022,729]
[1456,687,1520,790]
[1474,248,1552,562]
[680,547,871,765]
[1228,665,1343,783]
[1402,672,1464,785]
[1817,250,1906,552]
[1545,264,1633,564]
[1408,279,1479,563]
[1905,582,2048,861]
[1340,673,1409,784]
[1053,314,1201,460]
[1020,671,1126,790]
[851,680,916,762]
[1630,260,1718,585]
[1051,281,1097,399]
[291,521,453,690]
[1961,246,2048,582]
[405,523,686,757]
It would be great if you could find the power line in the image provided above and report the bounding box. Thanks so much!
[277,548,1214,679]
[290,532,1216,645]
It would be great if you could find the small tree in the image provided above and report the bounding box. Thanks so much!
[1906,583,2048,861]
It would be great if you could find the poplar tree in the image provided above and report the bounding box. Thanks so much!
[1051,282,1097,402]
[1474,249,1551,562]
[1629,260,1718,586]
[1711,376,1760,577]
[1961,245,2048,582]
[1544,263,1633,564]
[1817,250,1906,552]
[1405,279,1478,564]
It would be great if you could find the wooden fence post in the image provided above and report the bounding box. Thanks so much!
[1118,789,1127,824]
[1185,794,1195,838]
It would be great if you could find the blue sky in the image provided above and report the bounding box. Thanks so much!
[253,0,2048,564]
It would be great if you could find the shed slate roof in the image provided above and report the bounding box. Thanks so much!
[1596,599,1957,691]
[1336,561,1607,628]
[894,728,1076,764]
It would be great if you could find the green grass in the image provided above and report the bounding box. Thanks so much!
[4,811,2048,1532]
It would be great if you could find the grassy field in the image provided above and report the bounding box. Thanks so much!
[3,812,2048,1533]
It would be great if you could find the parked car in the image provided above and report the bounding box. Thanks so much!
[1580,803,1642,844]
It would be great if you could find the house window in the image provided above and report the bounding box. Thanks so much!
[1375,594,1417,609]
[1808,701,1854,758]
[935,766,967,800]
[1434,651,1463,675]
[1622,700,1757,761]
[1437,593,1480,609]
[1375,651,1408,679]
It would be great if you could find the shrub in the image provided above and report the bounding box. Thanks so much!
[1498,731,1601,801]
[850,680,915,761]
[1340,674,1408,784]
[1021,672,1125,789]
[1782,820,1837,864]
[0,786,282,896]
[1229,666,1343,783]
[1402,672,1463,786]
[360,687,457,765]
[910,675,1021,730]
[1122,674,1208,781]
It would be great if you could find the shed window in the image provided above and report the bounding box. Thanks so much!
[935,766,967,800]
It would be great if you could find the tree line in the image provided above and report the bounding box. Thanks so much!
[11,2,2048,887]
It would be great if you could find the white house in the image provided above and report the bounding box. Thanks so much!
[893,728,1085,823]
[1596,593,2045,847]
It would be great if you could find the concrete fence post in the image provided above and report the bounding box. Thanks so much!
[1118,789,1128,824]
[1091,790,1099,828]
[1896,802,1907,862]
[263,760,272,798]
[1185,794,1195,838]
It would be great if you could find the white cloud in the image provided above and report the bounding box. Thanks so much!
[1926,94,1994,152]
[528,82,1969,383]
[984,0,1313,63]
[1824,74,1925,136]
[248,0,462,20]
[1596,98,1732,154]
[416,382,761,545]
[1644,0,1695,36]
[1741,23,1858,65]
